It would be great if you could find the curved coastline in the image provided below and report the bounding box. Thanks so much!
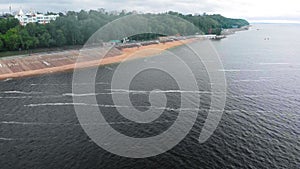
[0,39,197,81]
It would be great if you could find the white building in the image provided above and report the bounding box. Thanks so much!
[14,9,59,26]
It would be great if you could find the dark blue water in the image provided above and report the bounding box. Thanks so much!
[0,24,299,169]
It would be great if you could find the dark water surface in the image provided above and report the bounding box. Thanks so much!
[0,24,299,169]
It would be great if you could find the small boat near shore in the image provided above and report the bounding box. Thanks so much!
[211,35,226,40]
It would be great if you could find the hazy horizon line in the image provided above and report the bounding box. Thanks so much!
[249,20,300,24]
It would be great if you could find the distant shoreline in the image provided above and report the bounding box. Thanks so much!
[221,25,251,35]
[0,38,197,81]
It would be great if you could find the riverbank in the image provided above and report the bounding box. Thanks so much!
[0,38,196,80]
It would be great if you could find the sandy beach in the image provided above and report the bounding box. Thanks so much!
[0,39,196,80]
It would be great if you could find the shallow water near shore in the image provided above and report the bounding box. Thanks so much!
[0,24,299,169]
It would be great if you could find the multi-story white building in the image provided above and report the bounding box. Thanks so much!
[14,9,59,26]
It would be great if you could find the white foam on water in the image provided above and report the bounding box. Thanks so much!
[0,91,43,95]
[1,121,55,125]
[0,121,83,126]
[218,69,263,72]
[30,82,109,86]
[231,79,270,82]
[24,102,228,113]
[0,120,175,127]
[1,78,13,82]
[63,93,109,97]
[0,110,246,128]
[24,103,137,108]
[80,120,174,126]
[67,90,216,97]
[0,137,14,141]
[0,95,64,99]
[0,96,29,99]
[24,103,90,107]
[64,90,211,97]
[24,103,149,108]
[107,89,211,94]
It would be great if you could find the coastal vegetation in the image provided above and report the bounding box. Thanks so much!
[0,10,249,54]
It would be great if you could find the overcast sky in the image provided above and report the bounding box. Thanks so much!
[1,0,300,23]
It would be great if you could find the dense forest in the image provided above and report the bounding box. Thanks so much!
[0,10,249,52]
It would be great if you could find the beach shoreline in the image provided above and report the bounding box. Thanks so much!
[0,38,197,81]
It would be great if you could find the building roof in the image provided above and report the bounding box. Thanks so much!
[18,9,24,16]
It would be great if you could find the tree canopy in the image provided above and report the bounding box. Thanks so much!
[0,10,249,52]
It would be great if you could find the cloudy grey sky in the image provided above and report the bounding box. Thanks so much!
[1,0,300,23]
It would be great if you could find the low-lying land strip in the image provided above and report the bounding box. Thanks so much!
[0,38,196,80]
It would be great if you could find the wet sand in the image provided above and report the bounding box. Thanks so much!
[0,39,196,80]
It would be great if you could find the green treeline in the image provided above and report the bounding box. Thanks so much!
[167,11,249,34]
[0,10,249,52]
